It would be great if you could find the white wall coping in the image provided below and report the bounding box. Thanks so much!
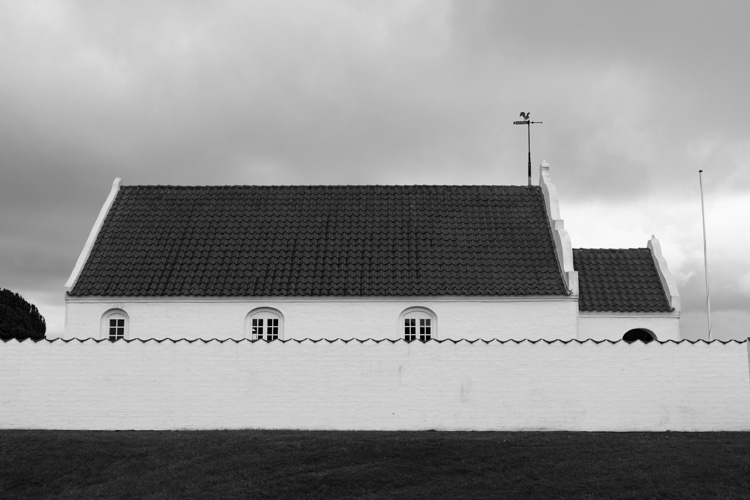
[648,235,681,312]
[64,178,121,293]
[538,161,578,295]
[5,337,733,344]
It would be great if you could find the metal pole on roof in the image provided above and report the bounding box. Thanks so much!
[513,112,542,187]
[698,169,712,341]
[527,122,531,186]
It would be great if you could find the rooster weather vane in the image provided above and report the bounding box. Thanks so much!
[513,112,543,187]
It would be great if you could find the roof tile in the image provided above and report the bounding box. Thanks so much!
[573,248,672,313]
[70,185,569,297]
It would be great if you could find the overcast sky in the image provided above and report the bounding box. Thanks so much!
[1,0,748,340]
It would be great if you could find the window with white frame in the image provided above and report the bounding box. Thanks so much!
[400,307,436,342]
[101,309,129,341]
[246,308,283,341]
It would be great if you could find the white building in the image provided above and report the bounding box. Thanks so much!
[62,163,680,342]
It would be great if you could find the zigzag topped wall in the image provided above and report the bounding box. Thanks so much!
[1,340,749,431]
[6,337,745,344]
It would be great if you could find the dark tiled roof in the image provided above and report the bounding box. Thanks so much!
[574,248,672,312]
[70,185,568,297]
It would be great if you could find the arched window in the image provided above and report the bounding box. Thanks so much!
[399,307,437,342]
[245,308,284,341]
[101,309,129,341]
[623,328,656,344]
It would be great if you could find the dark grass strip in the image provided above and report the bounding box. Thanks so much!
[1,430,750,499]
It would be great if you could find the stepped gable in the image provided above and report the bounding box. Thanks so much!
[69,184,568,297]
[573,248,672,312]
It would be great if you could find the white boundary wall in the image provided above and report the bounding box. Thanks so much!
[2,340,748,431]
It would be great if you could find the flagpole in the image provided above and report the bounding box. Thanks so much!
[699,170,712,341]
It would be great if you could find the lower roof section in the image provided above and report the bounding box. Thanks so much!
[573,248,673,313]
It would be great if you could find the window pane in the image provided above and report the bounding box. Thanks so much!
[416,318,431,341]
[108,317,125,340]
[420,325,431,341]
[404,319,416,341]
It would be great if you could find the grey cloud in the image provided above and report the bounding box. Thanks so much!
[0,0,747,337]
[448,1,750,200]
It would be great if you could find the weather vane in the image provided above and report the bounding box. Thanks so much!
[513,112,543,187]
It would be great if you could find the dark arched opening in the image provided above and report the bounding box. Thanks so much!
[623,329,656,344]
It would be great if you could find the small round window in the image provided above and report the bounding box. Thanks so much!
[623,329,656,344]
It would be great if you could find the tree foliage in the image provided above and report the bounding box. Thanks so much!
[0,288,46,341]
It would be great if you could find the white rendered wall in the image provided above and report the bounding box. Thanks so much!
[1,340,748,431]
[63,297,580,341]
[578,313,681,341]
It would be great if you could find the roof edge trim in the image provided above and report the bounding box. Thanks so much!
[648,235,681,312]
[65,178,122,293]
[579,310,681,318]
[539,161,578,295]
[64,294,581,304]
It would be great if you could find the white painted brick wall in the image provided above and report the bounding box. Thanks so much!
[1,340,747,431]
[578,313,681,341]
[62,297,581,341]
